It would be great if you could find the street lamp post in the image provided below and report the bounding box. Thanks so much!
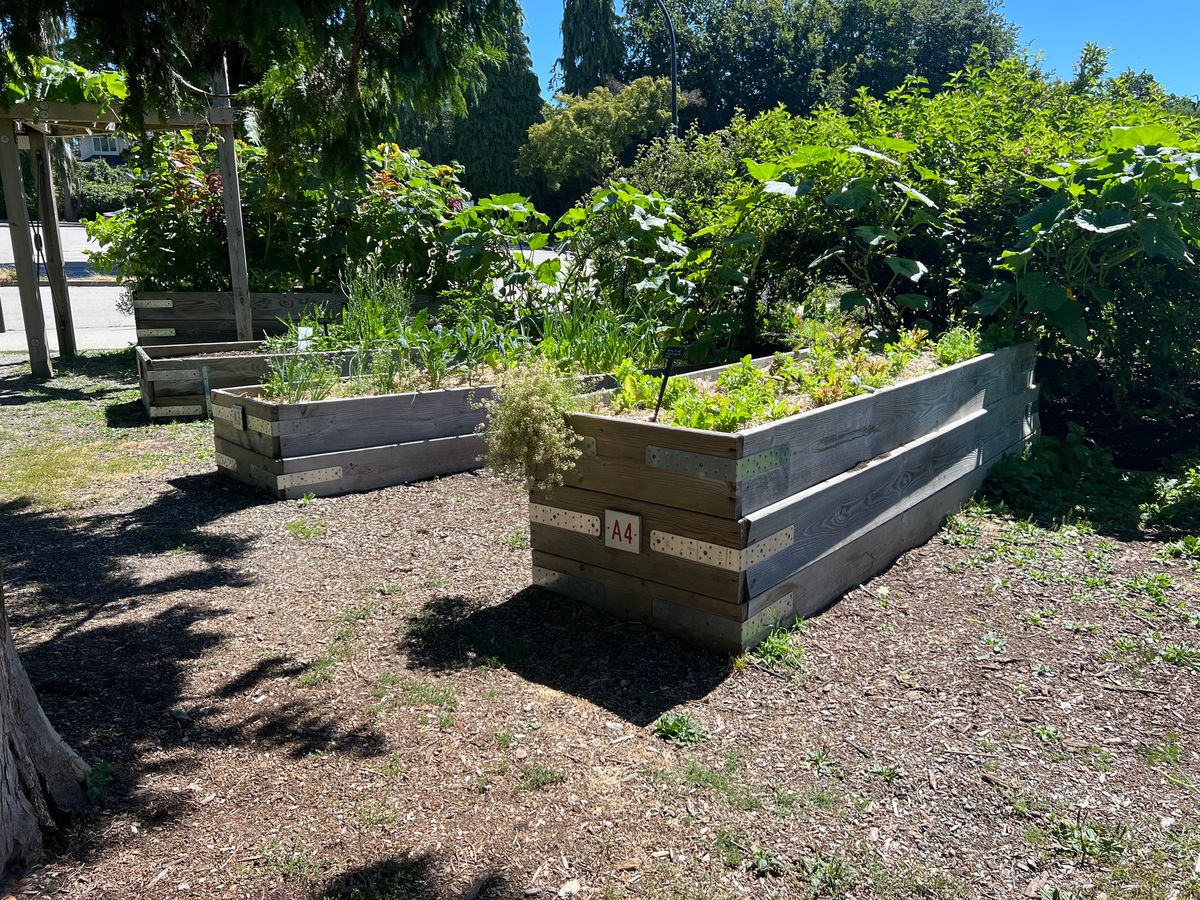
[653,0,679,133]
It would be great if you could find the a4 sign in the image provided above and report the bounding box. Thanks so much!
[603,509,642,553]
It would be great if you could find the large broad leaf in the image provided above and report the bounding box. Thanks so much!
[784,146,841,167]
[1018,192,1072,235]
[995,248,1033,274]
[825,178,876,212]
[744,159,783,182]
[763,180,799,198]
[1016,273,1068,313]
[526,232,549,251]
[847,145,901,166]
[1045,301,1090,348]
[1138,218,1190,261]
[853,225,900,246]
[808,247,845,269]
[885,256,928,282]
[1104,125,1180,151]
[971,282,1016,316]
[895,294,932,310]
[868,136,920,155]
[1071,212,1131,236]
[839,290,870,311]
[893,181,937,208]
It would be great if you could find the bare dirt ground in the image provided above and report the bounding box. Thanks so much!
[0,351,1197,899]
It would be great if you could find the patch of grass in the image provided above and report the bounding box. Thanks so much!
[803,748,844,779]
[494,728,517,748]
[714,827,745,868]
[0,439,162,509]
[259,840,323,878]
[340,601,378,624]
[798,854,857,897]
[683,757,762,811]
[372,673,457,709]
[1050,816,1126,861]
[653,711,706,747]
[750,620,806,674]
[1125,572,1175,606]
[1160,643,1200,669]
[516,762,565,791]
[298,655,335,686]
[503,528,531,549]
[355,799,397,826]
[980,631,1008,653]
[85,760,114,801]
[284,517,326,539]
[1143,731,1183,766]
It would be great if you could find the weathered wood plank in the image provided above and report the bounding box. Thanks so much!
[529,523,741,603]
[736,343,1035,516]
[742,432,1035,645]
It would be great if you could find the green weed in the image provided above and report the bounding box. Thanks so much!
[653,711,706,747]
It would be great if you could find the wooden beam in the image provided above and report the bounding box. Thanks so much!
[2,101,211,131]
[0,119,52,377]
[212,60,253,341]
[28,130,75,358]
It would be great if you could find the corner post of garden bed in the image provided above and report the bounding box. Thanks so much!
[212,57,253,342]
[0,118,53,378]
[28,128,77,359]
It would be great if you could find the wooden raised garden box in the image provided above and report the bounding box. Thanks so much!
[209,382,492,499]
[131,291,345,346]
[529,343,1038,651]
[136,341,360,420]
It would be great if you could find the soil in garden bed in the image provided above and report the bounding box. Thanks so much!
[1,352,1197,899]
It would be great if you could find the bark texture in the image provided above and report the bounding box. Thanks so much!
[1,572,89,876]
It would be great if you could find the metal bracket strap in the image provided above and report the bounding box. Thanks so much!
[529,503,601,537]
[649,526,793,572]
[646,444,788,483]
[214,452,237,471]
[136,328,176,338]
[246,465,342,491]
[246,414,336,437]
[149,404,203,418]
[131,297,173,309]
[211,403,245,429]
[144,368,201,382]
[532,565,603,605]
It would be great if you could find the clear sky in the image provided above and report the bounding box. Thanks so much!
[518,0,1199,100]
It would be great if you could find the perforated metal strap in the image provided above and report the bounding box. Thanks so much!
[529,503,601,537]
[137,328,176,338]
[149,404,203,417]
[649,526,793,572]
[645,444,788,482]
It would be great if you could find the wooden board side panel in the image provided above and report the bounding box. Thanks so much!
[736,343,1035,516]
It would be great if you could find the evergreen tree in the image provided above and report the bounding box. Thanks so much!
[449,26,545,199]
[559,0,624,94]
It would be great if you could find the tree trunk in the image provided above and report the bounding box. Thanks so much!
[0,570,89,877]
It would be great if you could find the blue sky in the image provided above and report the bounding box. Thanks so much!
[519,0,1199,99]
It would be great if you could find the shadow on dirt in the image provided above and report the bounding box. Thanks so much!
[401,588,730,726]
[312,853,519,900]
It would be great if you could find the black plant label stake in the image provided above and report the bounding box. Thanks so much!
[652,346,686,423]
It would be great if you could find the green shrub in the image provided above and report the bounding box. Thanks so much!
[263,353,342,403]
[481,358,583,489]
[653,711,706,747]
[934,326,982,366]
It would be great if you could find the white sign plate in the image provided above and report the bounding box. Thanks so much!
[604,509,641,553]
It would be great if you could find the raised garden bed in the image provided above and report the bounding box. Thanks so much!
[131,291,345,345]
[136,340,357,419]
[210,381,493,499]
[528,342,1038,651]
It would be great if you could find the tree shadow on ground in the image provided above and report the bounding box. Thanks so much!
[312,853,519,900]
[401,588,730,726]
[0,350,137,408]
[0,472,264,635]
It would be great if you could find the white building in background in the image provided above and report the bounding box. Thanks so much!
[78,134,127,162]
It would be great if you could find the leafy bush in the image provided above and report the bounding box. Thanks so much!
[480,358,583,489]
[653,711,706,747]
[934,326,982,366]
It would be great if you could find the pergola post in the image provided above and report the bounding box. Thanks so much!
[213,58,252,341]
[29,130,76,358]
[0,120,52,378]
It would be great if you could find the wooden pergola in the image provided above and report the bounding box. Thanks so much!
[0,88,251,378]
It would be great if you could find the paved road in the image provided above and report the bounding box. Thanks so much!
[1,221,132,352]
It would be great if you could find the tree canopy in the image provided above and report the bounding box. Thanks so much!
[559,0,623,94]
[0,1,521,172]
[621,0,1018,131]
